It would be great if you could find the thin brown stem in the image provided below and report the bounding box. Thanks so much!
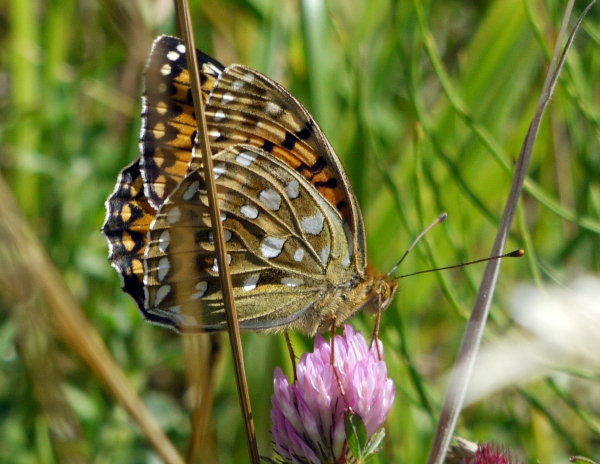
[284,331,298,382]
[329,320,353,413]
[174,2,259,463]
[373,294,383,361]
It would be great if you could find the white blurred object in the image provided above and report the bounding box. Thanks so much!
[512,275,600,362]
[463,275,600,404]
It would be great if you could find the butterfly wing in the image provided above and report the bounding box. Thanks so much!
[140,36,225,209]
[140,35,367,271]
[102,160,173,326]
[103,36,386,334]
[143,145,355,333]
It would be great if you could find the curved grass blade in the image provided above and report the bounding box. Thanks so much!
[425,2,597,463]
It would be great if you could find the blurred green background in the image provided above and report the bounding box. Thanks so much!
[1,0,599,462]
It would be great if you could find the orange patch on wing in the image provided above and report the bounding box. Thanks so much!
[120,204,132,222]
[130,178,142,197]
[131,258,144,279]
[122,232,136,252]
[173,107,196,126]
[152,147,190,171]
[285,141,320,167]
[311,170,330,184]
[270,146,303,169]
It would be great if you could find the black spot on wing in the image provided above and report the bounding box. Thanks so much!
[262,139,275,153]
[314,177,338,189]
[295,122,313,140]
[281,131,297,150]
[170,103,184,117]
[311,156,327,175]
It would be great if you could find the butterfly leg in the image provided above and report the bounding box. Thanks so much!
[284,331,297,382]
[329,318,353,414]
[372,294,383,361]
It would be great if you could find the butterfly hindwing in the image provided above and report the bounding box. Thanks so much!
[203,63,367,270]
[102,160,175,327]
[143,145,354,332]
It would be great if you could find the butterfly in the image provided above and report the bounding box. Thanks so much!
[103,35,397,336]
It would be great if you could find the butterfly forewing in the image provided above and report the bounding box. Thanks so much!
[140,36,225,209]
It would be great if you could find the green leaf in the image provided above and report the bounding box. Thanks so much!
[345,413,386,463]
[570,457,598,464]
[363,428,386,459]
[345,412,368,461]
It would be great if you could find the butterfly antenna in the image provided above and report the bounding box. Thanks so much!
[387,212,448,276]
[397,249,524,279]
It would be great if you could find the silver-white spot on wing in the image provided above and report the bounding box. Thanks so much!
[160,63,172,76]
[212,254,232,273]
[208,229,233,245]
[285,179,300,199]
[242,274,260,291]
[157,257,170,282]
[241,204,259,219]
[265,101,282,116]
[175,309,198,328]
[261,237,286,259]
[301,211,324,235]
[293,248,304,262]
[259,189,281,211]
[158,230,170,253]
[214,163,227,179]
[190,281,208,300]
[154,285,171,306]
[342,239,353,267]
[281,277,304,287]
[166,51,180,61]
[320,244,331,264]
[166,206,181,224]
[183,180,199,200]
[222,92,235,104]
[235,150,258,167]
[213,109,226,121]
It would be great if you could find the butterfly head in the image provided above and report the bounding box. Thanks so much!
[363,272,398,316]
[314,270,398,335]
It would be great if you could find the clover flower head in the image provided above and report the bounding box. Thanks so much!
[271,325,395,463]
[466,443,521,464]
[448,441,521,464]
